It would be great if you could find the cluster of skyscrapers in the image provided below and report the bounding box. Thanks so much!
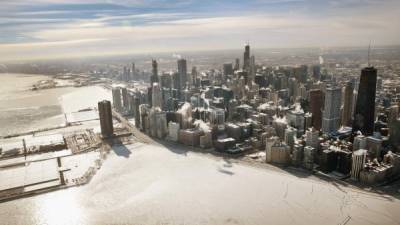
[107,43,400,185]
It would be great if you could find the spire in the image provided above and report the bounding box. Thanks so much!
[368,41,371,67]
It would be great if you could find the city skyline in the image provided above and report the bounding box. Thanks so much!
[1,0,400,62]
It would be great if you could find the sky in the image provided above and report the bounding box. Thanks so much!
[0,0,399,62]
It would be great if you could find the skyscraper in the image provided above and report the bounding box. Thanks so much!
[322,86,342,134]
[191,66,198,87]
[243,44,250,71]
[234,58,240,71]
[121,87,129,109]
[131,62,136,80]
[309,89,324,130]
[353,67,377,135]
[98,100,114,138]
[312,65,321,80]
[112,87,122,112]
[151,59,159,85]
[223,63,233,81]
[177,59,187,89]
[341,81,354,127]
[152,83,162,109]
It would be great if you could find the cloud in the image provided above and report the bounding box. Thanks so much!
[0,0,399,62]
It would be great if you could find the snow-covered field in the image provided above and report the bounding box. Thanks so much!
[1,143,399,225]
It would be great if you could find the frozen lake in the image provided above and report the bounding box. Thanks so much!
[0,73,110,136]
[0,142,399,225]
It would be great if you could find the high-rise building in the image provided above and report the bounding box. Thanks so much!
[305,127,319,149]
[234,58,240,71]
[249,55,256,82]
[131,62,136,80]
[243,44,250,71]
[322,86,342,134]
[342,81,354,127]
[151,59,159,85]
[112,87,122,112]
[309,89,324,130]
[177,59,187,89]
[353,67,377,135]
[223,63,233,80]
[303,146,315,170]
[152,83,162,109]
[191,66,198,87]
[312,65,321,80]
[133,95,141,128]
[98,100,114,138]
[121,87,129,109]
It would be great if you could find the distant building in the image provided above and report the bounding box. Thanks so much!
[243,44,250,71]
[178,59,187,90]
[312,65,321,80]
[151,59,159,85]
[234,58,240,71]
[353,67,377,135]
[112,87,122,112]
[98,100,114,138]
[131,62,136,80]
[121,87,129,109]
[223,63,233,80]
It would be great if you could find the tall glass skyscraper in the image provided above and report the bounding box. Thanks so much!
[353,67,377,135]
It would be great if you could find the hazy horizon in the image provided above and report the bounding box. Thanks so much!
[1,0,400,62]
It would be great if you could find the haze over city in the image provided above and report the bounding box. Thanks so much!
[1,1,400,225]
[1,0,400,62]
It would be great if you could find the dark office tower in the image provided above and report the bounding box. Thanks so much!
[177,58,187,89]
[309,89,324,130]
[342,81,354,127]
[223,63,233,80]
[98,100,114,138]
[151,59,159,85]
[234,58,240,71]
[312,65,321,80]
[353,67,377,135]
[243,44,250,71]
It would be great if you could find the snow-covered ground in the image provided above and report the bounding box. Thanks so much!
[1,142,399,225]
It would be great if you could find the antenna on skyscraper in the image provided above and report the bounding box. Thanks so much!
[368,41,371,67]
